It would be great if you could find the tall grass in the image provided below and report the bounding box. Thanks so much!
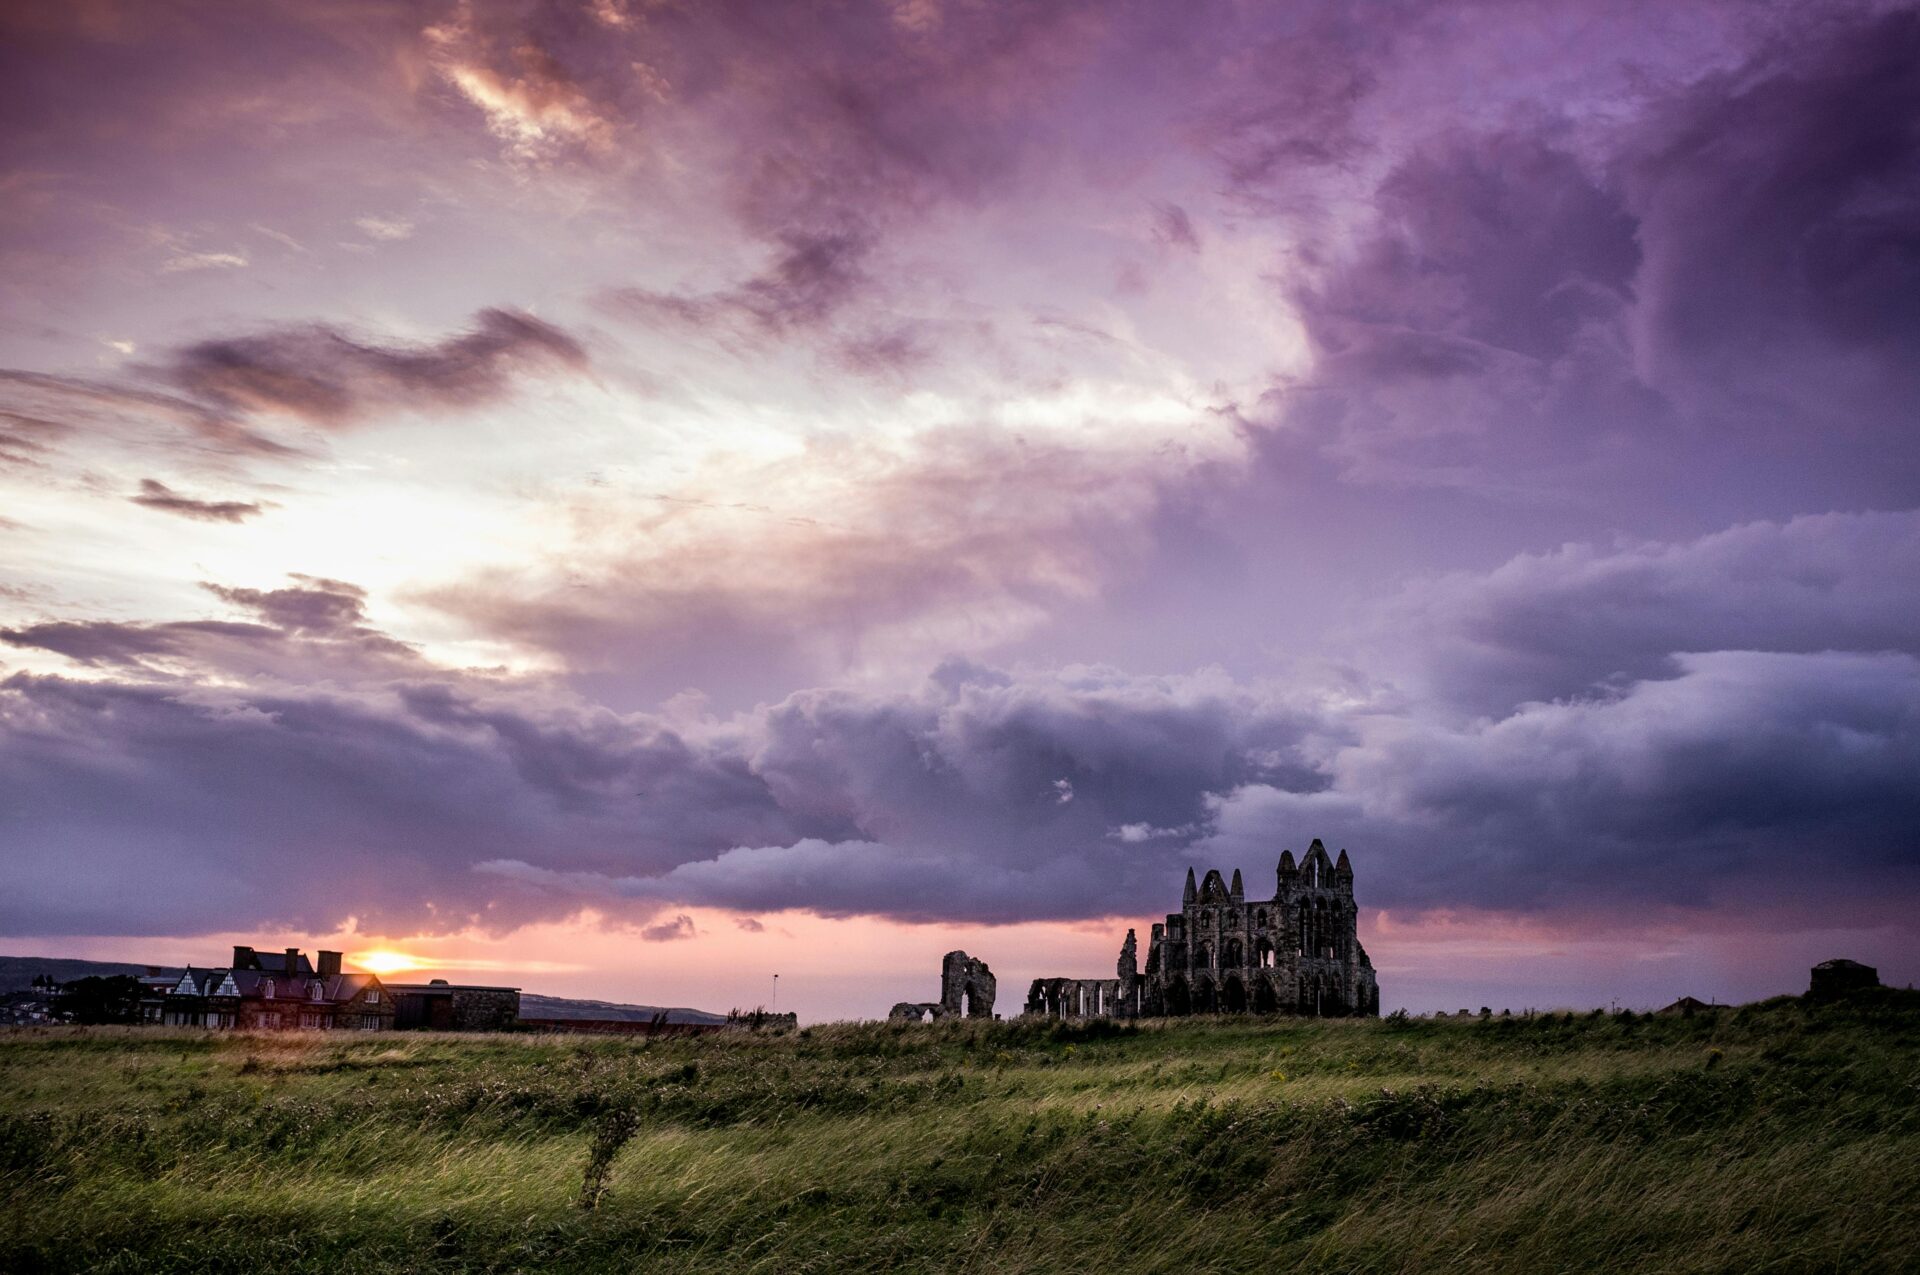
[1,994,1916,1272]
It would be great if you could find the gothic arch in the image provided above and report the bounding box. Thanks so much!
[1253,975,1278,1014]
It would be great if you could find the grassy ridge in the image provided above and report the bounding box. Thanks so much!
[2,996,1917,1273]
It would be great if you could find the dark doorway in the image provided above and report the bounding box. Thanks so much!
[1223,976,1247,1014]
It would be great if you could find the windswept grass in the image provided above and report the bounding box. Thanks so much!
[2,995,1917,1272]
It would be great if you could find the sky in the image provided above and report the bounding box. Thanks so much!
[3,0,1918,1020]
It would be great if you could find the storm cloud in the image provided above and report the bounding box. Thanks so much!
[8,508,1920,939]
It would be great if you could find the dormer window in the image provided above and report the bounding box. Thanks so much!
[366,989,380,1005]
[262,979,275,999]
[311,981,324,1001]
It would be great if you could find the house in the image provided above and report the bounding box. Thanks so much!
[139,946,394,1031]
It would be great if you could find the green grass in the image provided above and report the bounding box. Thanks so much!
[3,995,1918,1273]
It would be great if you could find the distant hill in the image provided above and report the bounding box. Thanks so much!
[0,956,725,1024]
[0,955,180,992]
[516,994,728,1026]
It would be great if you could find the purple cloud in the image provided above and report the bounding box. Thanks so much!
[130,479,266,523]
[641,914,696,942]
[158,308,587,429]
[1378,510,1920,716]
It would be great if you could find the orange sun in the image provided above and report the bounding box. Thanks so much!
[354,949,426,976]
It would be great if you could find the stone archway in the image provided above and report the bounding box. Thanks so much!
[1165,976,1191,1017]
[1193,977,1218,1015]
[1253,976,1278,1014]
[1223,975,1247,1014]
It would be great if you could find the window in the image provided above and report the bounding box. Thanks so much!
[366,989,380,1005]
[311,981,325,1001]
[262,979,275,999]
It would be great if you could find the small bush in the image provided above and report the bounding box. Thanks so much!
[578,1103,642,1211]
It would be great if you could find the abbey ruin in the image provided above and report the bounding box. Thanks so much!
[889,950,997,1021]
[1025,840,1380,1019]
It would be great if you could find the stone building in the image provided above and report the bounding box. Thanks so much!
[1026,839,1380,1019]
[889,950,997,1021]
[387,978,521,1031]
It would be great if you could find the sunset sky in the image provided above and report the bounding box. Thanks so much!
[3,0,1917,1020]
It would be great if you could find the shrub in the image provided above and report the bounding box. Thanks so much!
[578,1103,642,1211]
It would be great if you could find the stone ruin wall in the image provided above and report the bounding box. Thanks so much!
[889,950,997,1021]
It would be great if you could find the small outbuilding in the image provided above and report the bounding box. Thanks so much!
[1808,959,1879,1000]
[387,978,521,1031]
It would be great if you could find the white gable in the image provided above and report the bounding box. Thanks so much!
[212,972,239,997]
[171,972,199,996]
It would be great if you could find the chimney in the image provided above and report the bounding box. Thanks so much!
[232,944,254,969]
[285,946,302,976]
[317,950,341,977]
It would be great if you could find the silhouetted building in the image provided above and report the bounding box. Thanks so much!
[1808,959,1880,1000]
[1025,839,1380,1019]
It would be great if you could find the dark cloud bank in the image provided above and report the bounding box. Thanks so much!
[1267,5,1920,505]
[5,509,1918,938]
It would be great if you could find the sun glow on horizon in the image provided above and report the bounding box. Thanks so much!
[353,949,428,976]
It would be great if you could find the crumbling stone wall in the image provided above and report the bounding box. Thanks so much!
[889,1001,940,1021]
[888,951,996,1021]
[1024,975,1136,1019]
[941,950,996,1018]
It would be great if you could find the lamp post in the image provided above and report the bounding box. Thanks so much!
[772,973,779,1013]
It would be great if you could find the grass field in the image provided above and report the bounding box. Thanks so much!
[3,994,1917,1273]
